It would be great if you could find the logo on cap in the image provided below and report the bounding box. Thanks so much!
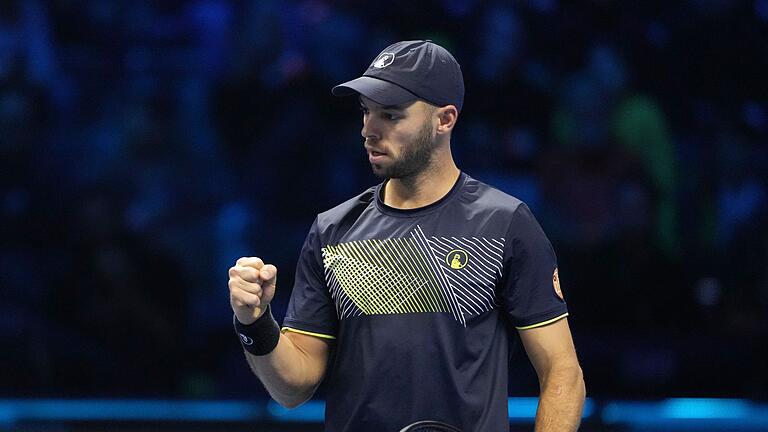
[372,52,395,69]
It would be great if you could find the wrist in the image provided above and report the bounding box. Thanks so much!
[235,306,267,326]
[233,305,281,356]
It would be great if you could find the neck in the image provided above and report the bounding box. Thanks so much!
[383,152,460,210]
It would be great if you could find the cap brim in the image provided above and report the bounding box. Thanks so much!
[331,76,418,106]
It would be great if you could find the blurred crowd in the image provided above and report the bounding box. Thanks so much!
[1,0,766,400]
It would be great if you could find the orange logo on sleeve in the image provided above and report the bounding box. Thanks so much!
[553,268,563,300]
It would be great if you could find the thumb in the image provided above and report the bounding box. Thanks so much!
[260,264,277,285]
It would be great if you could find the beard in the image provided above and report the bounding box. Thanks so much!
[370,120,439,180]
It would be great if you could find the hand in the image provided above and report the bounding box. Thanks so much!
[228,257,277,325]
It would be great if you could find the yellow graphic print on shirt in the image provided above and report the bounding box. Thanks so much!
[321,225,504,326]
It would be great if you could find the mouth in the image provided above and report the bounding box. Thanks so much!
[366,147,388,163]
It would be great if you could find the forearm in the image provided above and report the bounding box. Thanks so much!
[534,365,586,432]
[229,258,329,407]
[243,332,326,408]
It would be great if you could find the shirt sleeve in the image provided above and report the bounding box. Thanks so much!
[499,203,569,329]
[282,218,338,340]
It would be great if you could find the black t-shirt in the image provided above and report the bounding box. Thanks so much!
[283,172,568,432]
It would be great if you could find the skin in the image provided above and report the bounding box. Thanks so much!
[521,319,586,431]
[359,95,461,208]
[228,96,585,429]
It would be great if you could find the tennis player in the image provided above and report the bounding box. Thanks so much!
[229,40,585,431]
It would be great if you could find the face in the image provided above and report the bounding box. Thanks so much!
[359,96,439,179]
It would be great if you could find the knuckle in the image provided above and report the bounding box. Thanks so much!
[249,269,260,281]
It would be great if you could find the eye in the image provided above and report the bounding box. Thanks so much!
[358,106,369,115]
[384,113,401,121]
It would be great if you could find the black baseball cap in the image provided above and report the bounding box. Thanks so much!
[332,40,465,112]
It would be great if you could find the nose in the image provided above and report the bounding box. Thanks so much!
[361,114,380,141]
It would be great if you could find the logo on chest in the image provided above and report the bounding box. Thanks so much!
[446,249,469,269]
[322,225,505,326]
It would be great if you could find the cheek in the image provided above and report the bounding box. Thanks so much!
[387,128,420,154]
[380,134,401,155]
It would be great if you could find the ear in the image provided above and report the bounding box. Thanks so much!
[435,105,459,135]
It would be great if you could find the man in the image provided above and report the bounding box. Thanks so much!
[228,40,585,431]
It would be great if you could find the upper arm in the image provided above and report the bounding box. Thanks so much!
[500,204,569,329]
[518,317,581,383]
[283,218,340,338]
[282,330,333,386]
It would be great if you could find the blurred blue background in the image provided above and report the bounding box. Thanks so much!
[1,0,767,430]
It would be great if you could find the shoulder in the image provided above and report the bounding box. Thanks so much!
[462,174,525,216]
[460,174,547,241]
[314,185,377,237]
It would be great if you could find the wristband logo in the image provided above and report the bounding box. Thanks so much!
[446,249,469,269]
[239,333,254,346]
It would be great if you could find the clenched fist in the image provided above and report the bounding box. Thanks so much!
[228,257,277,325]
